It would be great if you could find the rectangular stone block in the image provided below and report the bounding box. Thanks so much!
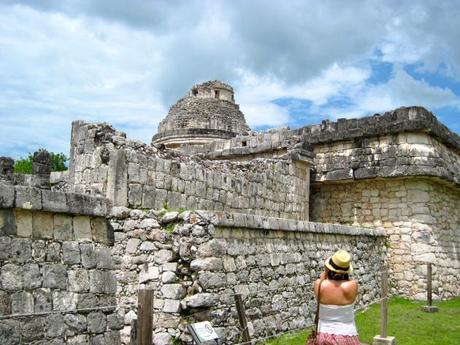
[0,182,14,208]
[73,216,92,241]
[54,214,73,241]
[15,209,33,237]
[90,217,113,245]
[15,186,42,210]
[0,209,16,236]
[32,212,54,239]
[41,190,70,213]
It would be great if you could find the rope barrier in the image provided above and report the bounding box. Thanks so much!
[0,304,134,320]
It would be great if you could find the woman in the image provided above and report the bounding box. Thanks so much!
[313,249,361,345]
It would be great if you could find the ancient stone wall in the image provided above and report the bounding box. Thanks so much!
[70,121,310,220]
[310,177,460,299]
[109,208,385,344]
[0,184,121,345]
[311,132,460,185]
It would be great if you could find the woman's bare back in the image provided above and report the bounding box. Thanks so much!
[314,278,358,305]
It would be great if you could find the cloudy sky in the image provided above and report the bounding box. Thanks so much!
[1,0,460,159]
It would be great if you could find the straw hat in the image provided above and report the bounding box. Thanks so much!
[325,249,353,274]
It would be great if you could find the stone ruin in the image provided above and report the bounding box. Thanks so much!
[0,80,459,344]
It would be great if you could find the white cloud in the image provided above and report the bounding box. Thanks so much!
[1,0,460,158]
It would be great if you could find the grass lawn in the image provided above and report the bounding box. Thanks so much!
[263,297,460,345]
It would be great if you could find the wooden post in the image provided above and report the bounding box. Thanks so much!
[234,294,251,344]
[130,319,138,345]
[380,269,388,338]
[422,263,439,312]
[372,268,395,344]
[137,289,153,345]
[427,263,432,306]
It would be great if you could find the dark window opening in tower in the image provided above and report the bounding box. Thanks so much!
[192,88,198,96]
[214,90,220,99]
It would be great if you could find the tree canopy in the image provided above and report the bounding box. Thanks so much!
[14,151,68,174]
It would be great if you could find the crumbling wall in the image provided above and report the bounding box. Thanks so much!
[310,178,460,299]
[311,132,460,185]
[69,121,310,220]
[109,208,385,345]
[0,184,121,345]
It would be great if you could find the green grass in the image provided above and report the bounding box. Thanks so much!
[263,297,460,345]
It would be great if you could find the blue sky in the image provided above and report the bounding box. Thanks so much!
[1,0,460,159]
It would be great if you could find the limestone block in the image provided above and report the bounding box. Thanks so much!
[42,190,70,213]
[15,209,33,237]
[21,316,44,342]
[198,272,227,289]
[0,237,10,260]
[107,312,124,330]
[0,209,16,236]
[62,242,81,265]
[185,293,219,308]
[105,330,122,345]
[161,284,185,299]
[46,313,69,337]
[161,211,179,223]
[34,288,52,313]
[95,248,113,269]
[139,241,155,251]
[32,211,54,239]
[109,206,130,219]
[23,263,41,289]
[139,218,160,229]
[52,291,78,311]
[91,217,113,245]
[80,243,97,268]
[73,216,92,241]
[54,214,73,241]
[163,299,181,313]
[43,264,67,289]
[196,239,226,257]
[90,270,117,294]
[0,320,20,345]
[46,242,61,261]
[64,313,88,333]
[0,182,14,208]
[139,264,160,284]
[68,269,90,292]
[162,263,178,272]
[161,271,177,284]
[190,257,224,272]
[11,291,34,314]
[9,238,32,264]
[15,186,42,210]
[87,311,107,333]
[154,249,174,263]
[1,264,22,290]
[125,238,140,254]
[153,332,172,345]
[128,184,142,207]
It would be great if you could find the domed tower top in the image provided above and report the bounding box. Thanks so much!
[152,80,250,148]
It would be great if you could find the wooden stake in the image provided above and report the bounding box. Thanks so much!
[137,289,153,345]
[130,319,138,345]
[234,294,251,343]
[427,263,432,306]
[380,269,388,338]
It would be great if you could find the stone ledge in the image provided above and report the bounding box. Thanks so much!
[0,184,110,217]
[298,106,460,151]
[198,211,385,237]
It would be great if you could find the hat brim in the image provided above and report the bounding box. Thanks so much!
[325,257,353,274]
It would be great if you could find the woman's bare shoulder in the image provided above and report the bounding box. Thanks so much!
[341,279,358,294]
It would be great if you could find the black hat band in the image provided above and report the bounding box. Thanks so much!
[329,258,349,272]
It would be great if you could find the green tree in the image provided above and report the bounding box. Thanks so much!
[14,151,68,174]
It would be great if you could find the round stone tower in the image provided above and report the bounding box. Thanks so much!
[151,80,250,148]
